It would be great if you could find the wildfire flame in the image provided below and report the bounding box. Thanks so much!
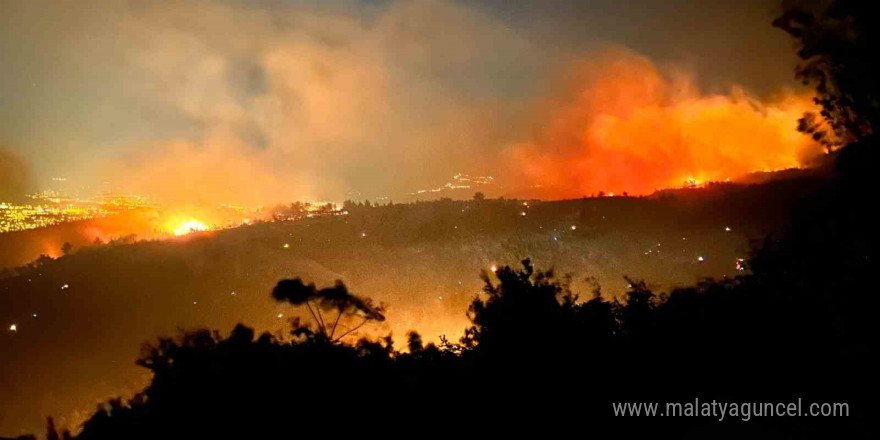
[172,219,208,236]
[509,48,826,198]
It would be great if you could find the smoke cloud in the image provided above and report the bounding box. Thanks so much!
[21,0,540,206]
[504,48,824,198]
[0,150,34,202]
[2,0,818,206]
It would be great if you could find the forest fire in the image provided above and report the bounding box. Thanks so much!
[171,219,209,236]
[1,0,876,437]
[509,49,825,198]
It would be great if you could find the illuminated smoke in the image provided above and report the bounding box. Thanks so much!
[0,150,34,202]
[506,48,825,198]
[172,219,209,236]
[3,2,818,206]
[71,0,536,208]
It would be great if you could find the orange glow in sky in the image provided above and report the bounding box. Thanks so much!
[509,49,825,198]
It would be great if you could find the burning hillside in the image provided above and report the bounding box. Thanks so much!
[507,49,826,198]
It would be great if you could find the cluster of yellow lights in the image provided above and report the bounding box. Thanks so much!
[0,202,108,233]
[1,192,154,234]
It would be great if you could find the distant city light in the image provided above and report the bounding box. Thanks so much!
[697,256,705,262]
[570,225,577,230]
[9,324,17,332]
[1,192,155,233]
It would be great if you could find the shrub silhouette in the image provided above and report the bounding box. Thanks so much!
[66,211,875,438]
[774,0,879,148]
[271,278,385,341]
[33,1,880,436]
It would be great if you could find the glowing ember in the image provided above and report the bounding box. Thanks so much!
[174,220,208,236]
[683,178,701,189]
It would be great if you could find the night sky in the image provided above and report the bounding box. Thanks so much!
[0,0,830,436]
[2,0,809,205]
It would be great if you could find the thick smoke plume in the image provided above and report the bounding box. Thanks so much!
[0,150,34,202]
[67,0,535,207]
[506,48,824,198]
[3,1,821,207]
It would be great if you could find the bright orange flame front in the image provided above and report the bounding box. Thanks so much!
[509,48,826,198]
[173,219,208,236]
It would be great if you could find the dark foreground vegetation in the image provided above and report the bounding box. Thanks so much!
[9,138,871,439]
[5,0,879,438]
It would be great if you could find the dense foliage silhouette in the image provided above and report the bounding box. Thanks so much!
[7,1,877,438]
[774,0,879,148]
[56,174,877,438]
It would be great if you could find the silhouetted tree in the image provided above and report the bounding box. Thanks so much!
[46,418,59,440]
[463,258,580,356]
[774,0,879,148]
[271,278,385,342]
[27,254,54,268]
[406,330,424,354]
[30,6,877,436]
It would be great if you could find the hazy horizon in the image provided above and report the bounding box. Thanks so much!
[2,0,820,208]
